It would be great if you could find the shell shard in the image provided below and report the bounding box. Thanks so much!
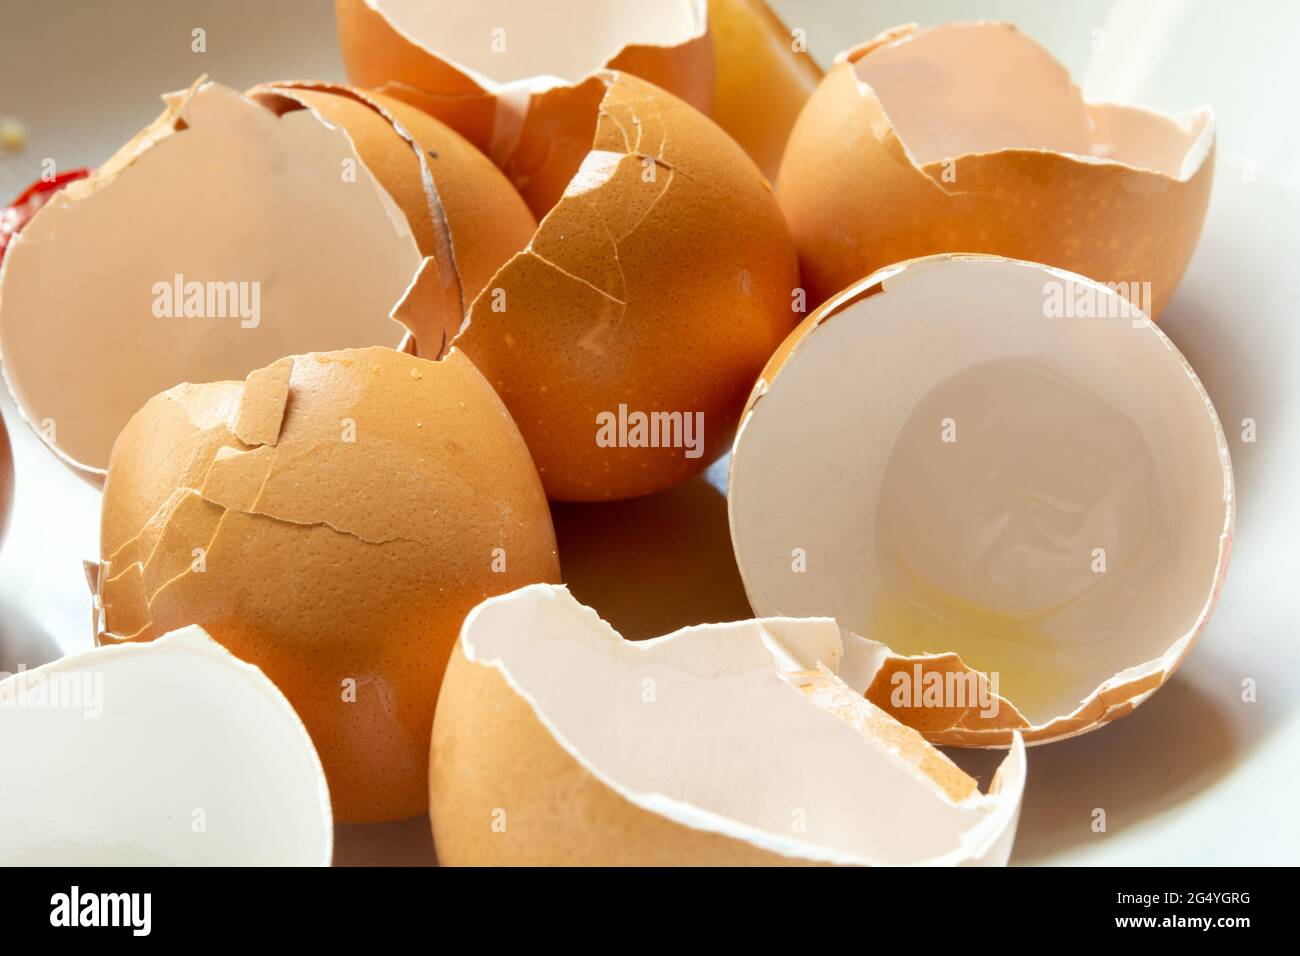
[247,81,536,320]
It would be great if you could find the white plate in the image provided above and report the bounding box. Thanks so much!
[1,0,1296,866]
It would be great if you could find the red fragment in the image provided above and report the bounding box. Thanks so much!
[0,168,93,266]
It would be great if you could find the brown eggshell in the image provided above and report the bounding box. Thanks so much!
[452,72,800,501]
[374,76,610,224]
[847,628,1209,747]
[777,22,1214,317]
[729,256,1235,747]
[0,80,425,479]
[249,83,536,311]
[373,93,536,301]
[430,584,1025,866]
[707,0,822,181]
[97,346,560,822]
[432,642,797,866]
[336,0,713,218]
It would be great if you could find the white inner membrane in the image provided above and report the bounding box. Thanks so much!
[853,22,1209,176]
[0,628,329,865]
[465,586,1007,865]
[0,82,421,472]
[378,0,703,84]
[730,258,1229,724]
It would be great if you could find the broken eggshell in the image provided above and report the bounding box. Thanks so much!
[777,21,1215,317]
[337,0,713,217]
[707,0,822,181]
[430,583,1025,866]
[247,81,536,327]
[0,626,331,865]
[0,80,418,480]
[728,255,1233,746]
[95,345,560,823]
[0,77,530,480]
[449,71,800,502]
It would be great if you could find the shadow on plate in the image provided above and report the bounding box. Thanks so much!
[946,675,1240,864]
[1158,177,1298,503]
[551,473,754,640]
[0,597,62,675]
[333,816,437,867]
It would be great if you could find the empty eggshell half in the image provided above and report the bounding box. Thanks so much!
[707,0,822,181]
[0,80,428,480]
[430,583,1025,866]
[337,0,712,216]
[95,345,560,823]
[0,626,331,865]
[450,72,800,501]
[729,255,1233,746]
[777,21,1215,317]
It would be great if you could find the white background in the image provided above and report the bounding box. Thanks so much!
[0,0,1296,865]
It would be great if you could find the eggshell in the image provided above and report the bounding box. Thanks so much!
[777,22,1215,317]
[0,626,331,865]
[452,72,800,501]
[0,413,11,546]
[96,345,560,822]
[337,0,713,217]
[0,80,424,479]
[707,0,821,181]
[430,584,1024,866]
[248,82,536,312]
[729,255,1234,746]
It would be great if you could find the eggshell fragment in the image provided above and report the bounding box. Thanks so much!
[452,72,800,501]
[247,82,536,314]
[430,583,1025,866]
[0,80,424,479]
[0,626,331,865]
[95,345,560,822]
[777,22,1215,317]
[729,255,1233,746]
[337,0,713,217]
[707,0,822,181]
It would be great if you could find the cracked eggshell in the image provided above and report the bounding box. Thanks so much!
[96,346,560,822]
[247,82,536,319]
[452,72,800,502]
[0,626,331,865]
[729,255,1234,747]
[777,22,1215,317]
[337,0,712,217]
[430,584,1024,866]
[707,0,822,182]
[0,80,426,481]
[0,413,11,546]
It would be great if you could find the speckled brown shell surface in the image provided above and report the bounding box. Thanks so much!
[97,346,560,823]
